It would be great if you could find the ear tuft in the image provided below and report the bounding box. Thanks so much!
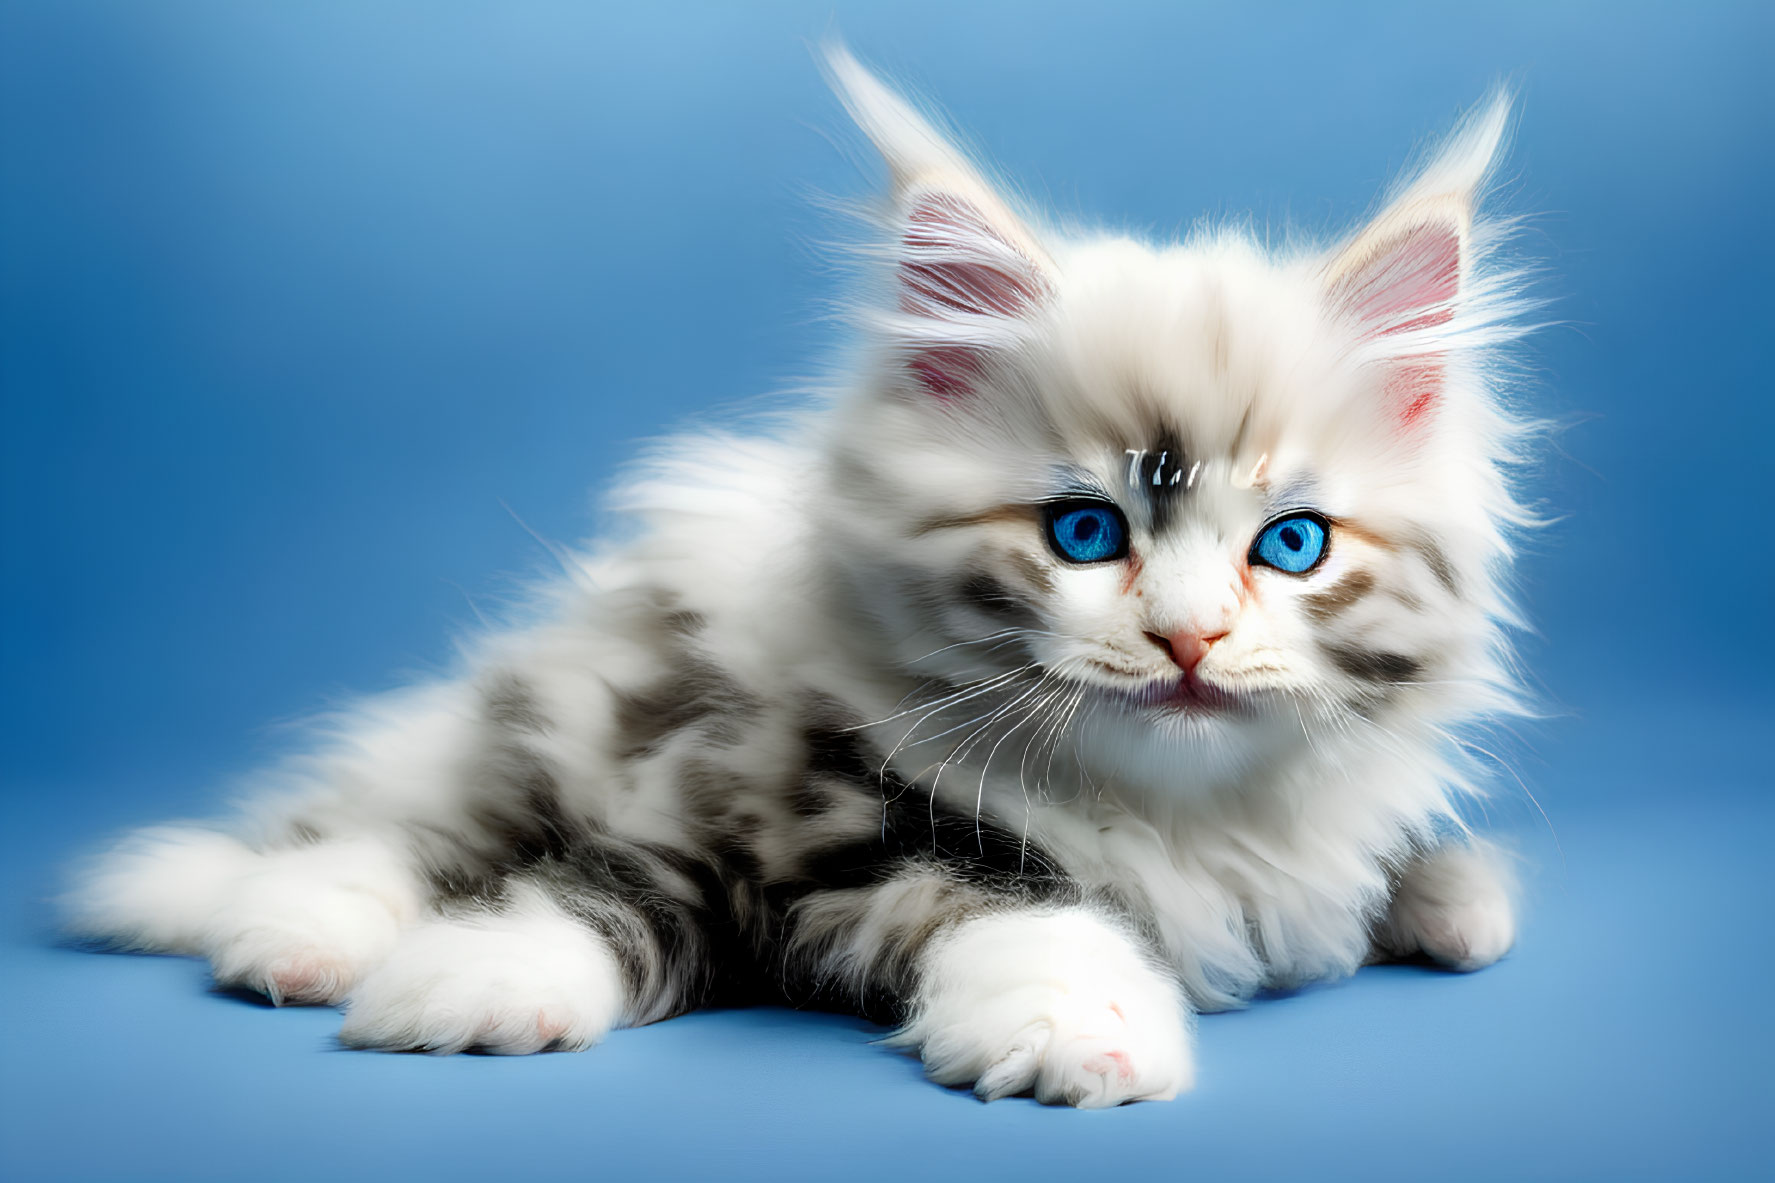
[823,43,974,195]
[826,44,1054,400]
[1325,89,1513,427]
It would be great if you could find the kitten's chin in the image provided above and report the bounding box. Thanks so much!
[1074,695,1273,792]
[1074,675,1290,789]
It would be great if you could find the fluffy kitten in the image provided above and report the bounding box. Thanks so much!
[64,49,1537,1107]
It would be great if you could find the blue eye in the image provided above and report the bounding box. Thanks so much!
[1044,501,1128,564]
[1251,513,1329,574]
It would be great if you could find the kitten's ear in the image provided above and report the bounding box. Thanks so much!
[1324,92,1512,427]
[825,46,1055,399]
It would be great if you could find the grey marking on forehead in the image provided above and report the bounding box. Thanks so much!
[1123,425,1190,534]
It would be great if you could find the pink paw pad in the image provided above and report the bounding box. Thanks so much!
[535,1012,571,1045]
[1085,1049,1136,1082]
[264,954,352,1005]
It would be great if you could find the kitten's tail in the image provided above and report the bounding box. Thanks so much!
[62,826,260,954]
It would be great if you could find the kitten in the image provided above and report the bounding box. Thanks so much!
[64,48,1537,1107]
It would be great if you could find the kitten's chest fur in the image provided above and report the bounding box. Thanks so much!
[533,603,1413,1012]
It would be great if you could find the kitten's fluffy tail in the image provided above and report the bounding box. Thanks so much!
[62,826,259,954]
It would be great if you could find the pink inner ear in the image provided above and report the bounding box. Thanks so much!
[1338,222,1460,335]
[907,345,985,401]
[1387,359,1442,428]
[897,194,1048,398]
[1335,221,1462,427]
[900,194,1045,317]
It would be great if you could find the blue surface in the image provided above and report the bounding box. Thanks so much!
[2,2,1770,1179]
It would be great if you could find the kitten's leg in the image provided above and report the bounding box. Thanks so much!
[788,869,1192,1107]
[339,878,626,1054]
[1374,840,1516,971]
[340,845,714,1054]
[65,827,422,1004]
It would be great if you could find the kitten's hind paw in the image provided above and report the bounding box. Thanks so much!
[1380,841,1517,972]
[893,909,1193,1107]
[339,885,624,1055]
[205,838,420,1005]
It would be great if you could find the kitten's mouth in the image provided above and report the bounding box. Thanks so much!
[1146,676,1253,715]
[1093,669,1256,717]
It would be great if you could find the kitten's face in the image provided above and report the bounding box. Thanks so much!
[824,59,1515,783]
[838,244,1475,770]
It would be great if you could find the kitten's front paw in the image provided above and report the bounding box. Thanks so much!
[1380,842,1517,972]
[339,886,624,1055]
[206,838,419,1005]
[894,910,1192,1107]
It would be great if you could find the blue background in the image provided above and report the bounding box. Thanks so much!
[3,2,1769,1179]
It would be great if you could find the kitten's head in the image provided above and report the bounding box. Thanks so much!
[819,50,1535,786]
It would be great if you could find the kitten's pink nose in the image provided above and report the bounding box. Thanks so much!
[1145,629,1228,675]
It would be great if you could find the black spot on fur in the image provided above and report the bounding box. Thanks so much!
[483,673,550,734]
[1326,644,1423,684]
[527,841,721,1014]
[663,609,707,637]
[468,744,574,866]
[955,571,1043,629]
[789,781,835,819]
[426,690,1101,1031]
[790,715,1069,893]
[611,657,760,760]
[803,719,877,787]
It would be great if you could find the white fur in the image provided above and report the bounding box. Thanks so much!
[891,909,1193,1107]
[66,828,422,1004]
[63,826,260,955]
[204,837,422,1004]
[340,883,624,1054]
[1379,842,1517,971]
